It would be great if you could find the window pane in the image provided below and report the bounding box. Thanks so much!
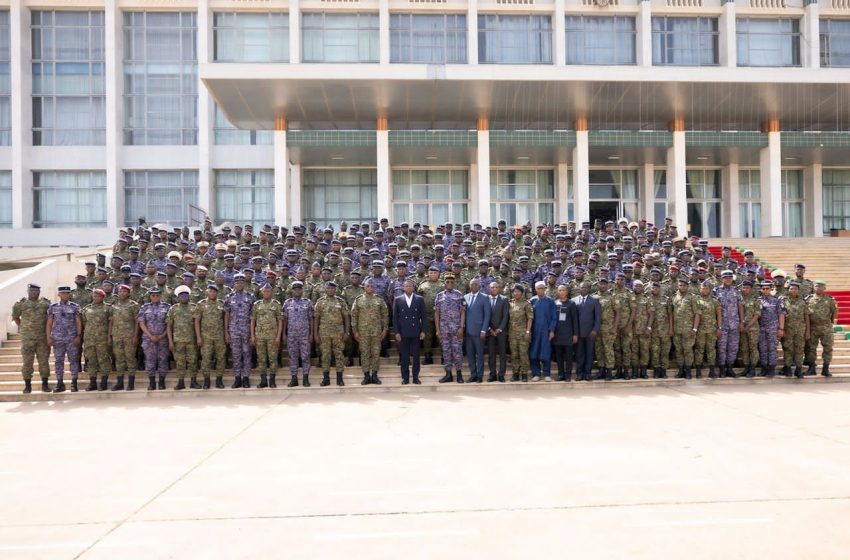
[213,12,289,62]
[390,14,466,64]
[566,16,635,65]
[0,170,12,226]
[821,19,850,67]
[303,169,377,225]
[652,17,718,66]
[214,169,274,228]
[302,13,379,63]
[737,17,800,67]
[479,15,552,64]
[33,170,107,226]
[124,169,199,225]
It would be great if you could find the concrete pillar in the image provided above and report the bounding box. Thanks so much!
[556,163,569,222]
[476,118,490,224]
[667,118,687,235]
[289,0,300,63]
[105,0,123,228]
[639,163,654,221]
[290,163,302,226]
[379,0,390,64]
[636,0,652,67]
[376,117,390,220]
[719,0,736,68]
[554,0,566,66]
[802,1,820,69]
[273,117,289,227]
[572,117,589,224]
[760,120,782,237]
[10,0,30,228]
[725,163,740,237]
[197,0,213,220]
[468,0,478,65]
[805,163,823,237]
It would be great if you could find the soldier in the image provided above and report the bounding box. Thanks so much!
[252,283,283,389]
[167,286,199,390]
[137,287,170,390]
[313,281,350,387]
[81,289,113,392]
[434,274,466,383]
[594,278,618,381]
[12,284,51,393]
[110,284,139,390]
[342,271,365,366]
[648,281,673,379]
[70,274,92,308]
[507,284,533,382]
[781,281,809,378]
[194,284,227,389]
[739,280,762,377]
[672,278,701,379]
[417,266,443,365]
[694,281,721,379]
[758,280,785,377]
[611,273,635,379]
[805,280,837,377]
[629,280,652,379]
[713,270,744,378]
[281,281,314,387]
[46,286,82,392]
[351,278,388,385]
[224,274,255,388]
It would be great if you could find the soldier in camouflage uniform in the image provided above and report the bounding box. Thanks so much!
[252,283,283,389]
[71,275,92,308]
[739,280,762,377]
[611,273,634,379]
[694,281,721,379]
[12,284,51,393]
[137,287,170,390]
[781,281,809,378]
[629,280,651,379]
[713,270,744,378]
[224,274,255,388]
[110,284,139,390]
[758,281,785,377]
[434,274,466,383]
[194,285,227,389]
[648,281,672,379]
[82,289,113,392]
[417,267,443,365]
[342,271,364,366]
[282,281,314,387]
[672,279,701,379]
[46,286,82,392]
[167,286,199,390]
[313,281,350,387]
[351,278,388,385]
[805,280,837,377]
[507,284,533,382]
[594,278,618,381]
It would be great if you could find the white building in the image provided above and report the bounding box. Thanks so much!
[1,0,849,245]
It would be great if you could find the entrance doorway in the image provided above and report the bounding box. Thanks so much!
[589,201,619,225]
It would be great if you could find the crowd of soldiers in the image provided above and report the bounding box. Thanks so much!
[11,216,839,394]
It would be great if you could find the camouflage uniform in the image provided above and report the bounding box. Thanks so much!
[594,291,617,371]
[282,296,313,377]
[48,300,82,382]
[82,302,112,380]
[740,294,762,369]
[195,297,227,381]
[694,295,720,369]
[806,292,837,367]
[137,300,170,378]
[649,293,672,372]
[417,280,443,358]
[612,286,634,372]
[434,288,465,373]
[70,286,92,309]
[351,293,388,374]
[507,298,533,377]
[672,291,701,368]
[314,295,349,376]
[781,295,807,370]
[12,296,50,382]
[167,302,198,380]
[224,291,255,380]
[758,294,785,368]
[111,298,140,379]
[252,298,282,377]
[630,292,652,369]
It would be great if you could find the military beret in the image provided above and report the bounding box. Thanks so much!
[815,280,827,286]
[149,287,162,294]
[291,281,303,288]
[669,264,680,271]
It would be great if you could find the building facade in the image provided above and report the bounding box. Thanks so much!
[1,0,850,245]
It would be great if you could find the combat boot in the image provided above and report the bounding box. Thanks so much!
[269,374,277,388]
[53,380,66,393]
[289,375,300,387]
[439,371,453,383]
[806,364,817,376]
[127,375,135,391]
[242,376,251,388]
[728,366,738,378]
[708,366,716,379]
[190,377,201,389]
[231,376,242,389]
[215,375,224,389]
[360,372,370,385]
[695,367,702,379]
[258,374,268,388]
[424,353,433,365]
[346,356,354,367]
[99,376,108,391]
[202,377,210,390]
[370,372,381,385]
[71,379,78,392]
[782,366,791,377]
[676,367,685,379]
[604,368,612,381]
[112,376,124,391]
[23,380,31,394]
[685,367,692,380]
[158,375,166,389]
[320,372,330,387]
[822,364,831,377]
[302,374,311,387]
[86,376,98,391]
[794,366,803,378]
[336,372,345,386]
[640,368,648,379]
[766,366,775,378]
[148,376,156,390]
[41,379,50,392]
[745,366,755,378]
[174,378,185,390]
[623,368,631,381]
[458,371,466,383]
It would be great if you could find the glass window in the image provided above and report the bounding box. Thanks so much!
[587,169,638,222]
[31,11,105,145]
[214,104,272,145]
[213,12,288,62]
[391,14,466,64]
[654,170,667,226]
[33,170,106,227]
[686,169,721,237]
[302,13,379,63]
[738,169,761,200]
[303,169,377,225]
[214,170,274,228]
[823,169,850,233]
[0,12,10,146]
[782,169,803,237]
[739,169,761,237]
[124,170,199,226]
[478,15,552,64]
[123,12,198,145]
[566,16,635,65]
[821,19,850,67]
[0,171,11,227]
[392,169,468,225]
[652,17,718,66]
[737,18,800,67]
[490,169,555,225]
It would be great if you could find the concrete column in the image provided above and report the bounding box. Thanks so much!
[636,0,652,67]
[476,118,490,224]
[719,0,736,68]
[554,0,566,66]
[759,120,782,237]
[667,118,687,235]
[105,0,123,228]
[726,163,740,237]
[273,117,289,227]
[10,0,30,228]
[802,2,820,69]
[379,0,390,64]
[468,0,478,65]
[376,117,391,220]
[572,117,589,224]
[197,0,213,219]
[556,163,569,222]
[290,163,302,225]
[805,163,823,237]
[289,0,300,63]
[639,163,654,221]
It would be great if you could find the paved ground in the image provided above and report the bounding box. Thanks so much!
[2,383,850,559]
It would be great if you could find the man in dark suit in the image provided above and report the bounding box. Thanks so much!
[572,281,601,381]
[463,278,491,383]
[485,281,509,382]
[393,279,427,384]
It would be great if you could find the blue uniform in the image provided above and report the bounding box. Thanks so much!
[48,301,81,381]
[224,290,255,378]
[138,302,170,377]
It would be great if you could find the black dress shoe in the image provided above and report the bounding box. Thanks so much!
[412,377,421,385]
[475,377,483,383]
[487,374,497,382]
[401,379,409,385]
[498,375,505,382]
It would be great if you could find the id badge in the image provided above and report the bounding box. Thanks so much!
[559,312,567,321]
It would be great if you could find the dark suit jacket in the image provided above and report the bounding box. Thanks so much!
[487,294,509,333]
[393,294,427,338]
[572,294,602,338]
[464,291,491,336]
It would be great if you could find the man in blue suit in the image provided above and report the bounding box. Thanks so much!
[463,278,491,383]
[393,279,427,384]
[571,281,601,381]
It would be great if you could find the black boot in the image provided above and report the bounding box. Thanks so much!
[302,374,311,387]
[676,367,685,379]
[624,368,631,380]
[346,356,354,367]
[424,353,433,365]
[203,377,210,390]
[112,376,124,391]
[360,372,370,385]
[336,372,345,386]
[640,367,648,379]
[728,365,738,379]
[215,375,224,389]
[23,379,31,394]
[158,375,166,390]
[86,376,97,391]
[806,364,816,376]
[190,376,201,389]
[269,374,277,388]
[782,366,791,377]
[147,376,156,390]
[320,372,330,387]
[370,372,381,385]
[822,364,831,377]
[498,374,505,382]
[766,366,775,378]
[258,374,269,388]
[521,374,528,382]
[413,374,421,385]
[53,380,66,393]
[488,373,498,382]
[439,371,453,383]
[41,378,50,392]
[127,375,135,391]
[231,376,242,389]
[604,368,612,381]
[695,367,702,379]
[71,379,78,392]
[510,373,519,382]
[708,366,716,379]
[685,367,692,380]
[745,366,755,378]
[794,366,803,378]
[99,376,108,391]
[242,376,251,388]
[457,372,465,383]
[289,375,300,387]
[175,378,185,390]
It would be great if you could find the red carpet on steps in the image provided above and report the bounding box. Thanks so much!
[705,246,771,279]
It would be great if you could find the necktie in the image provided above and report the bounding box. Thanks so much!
[491,297,496,309]
[471,293,477,308]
